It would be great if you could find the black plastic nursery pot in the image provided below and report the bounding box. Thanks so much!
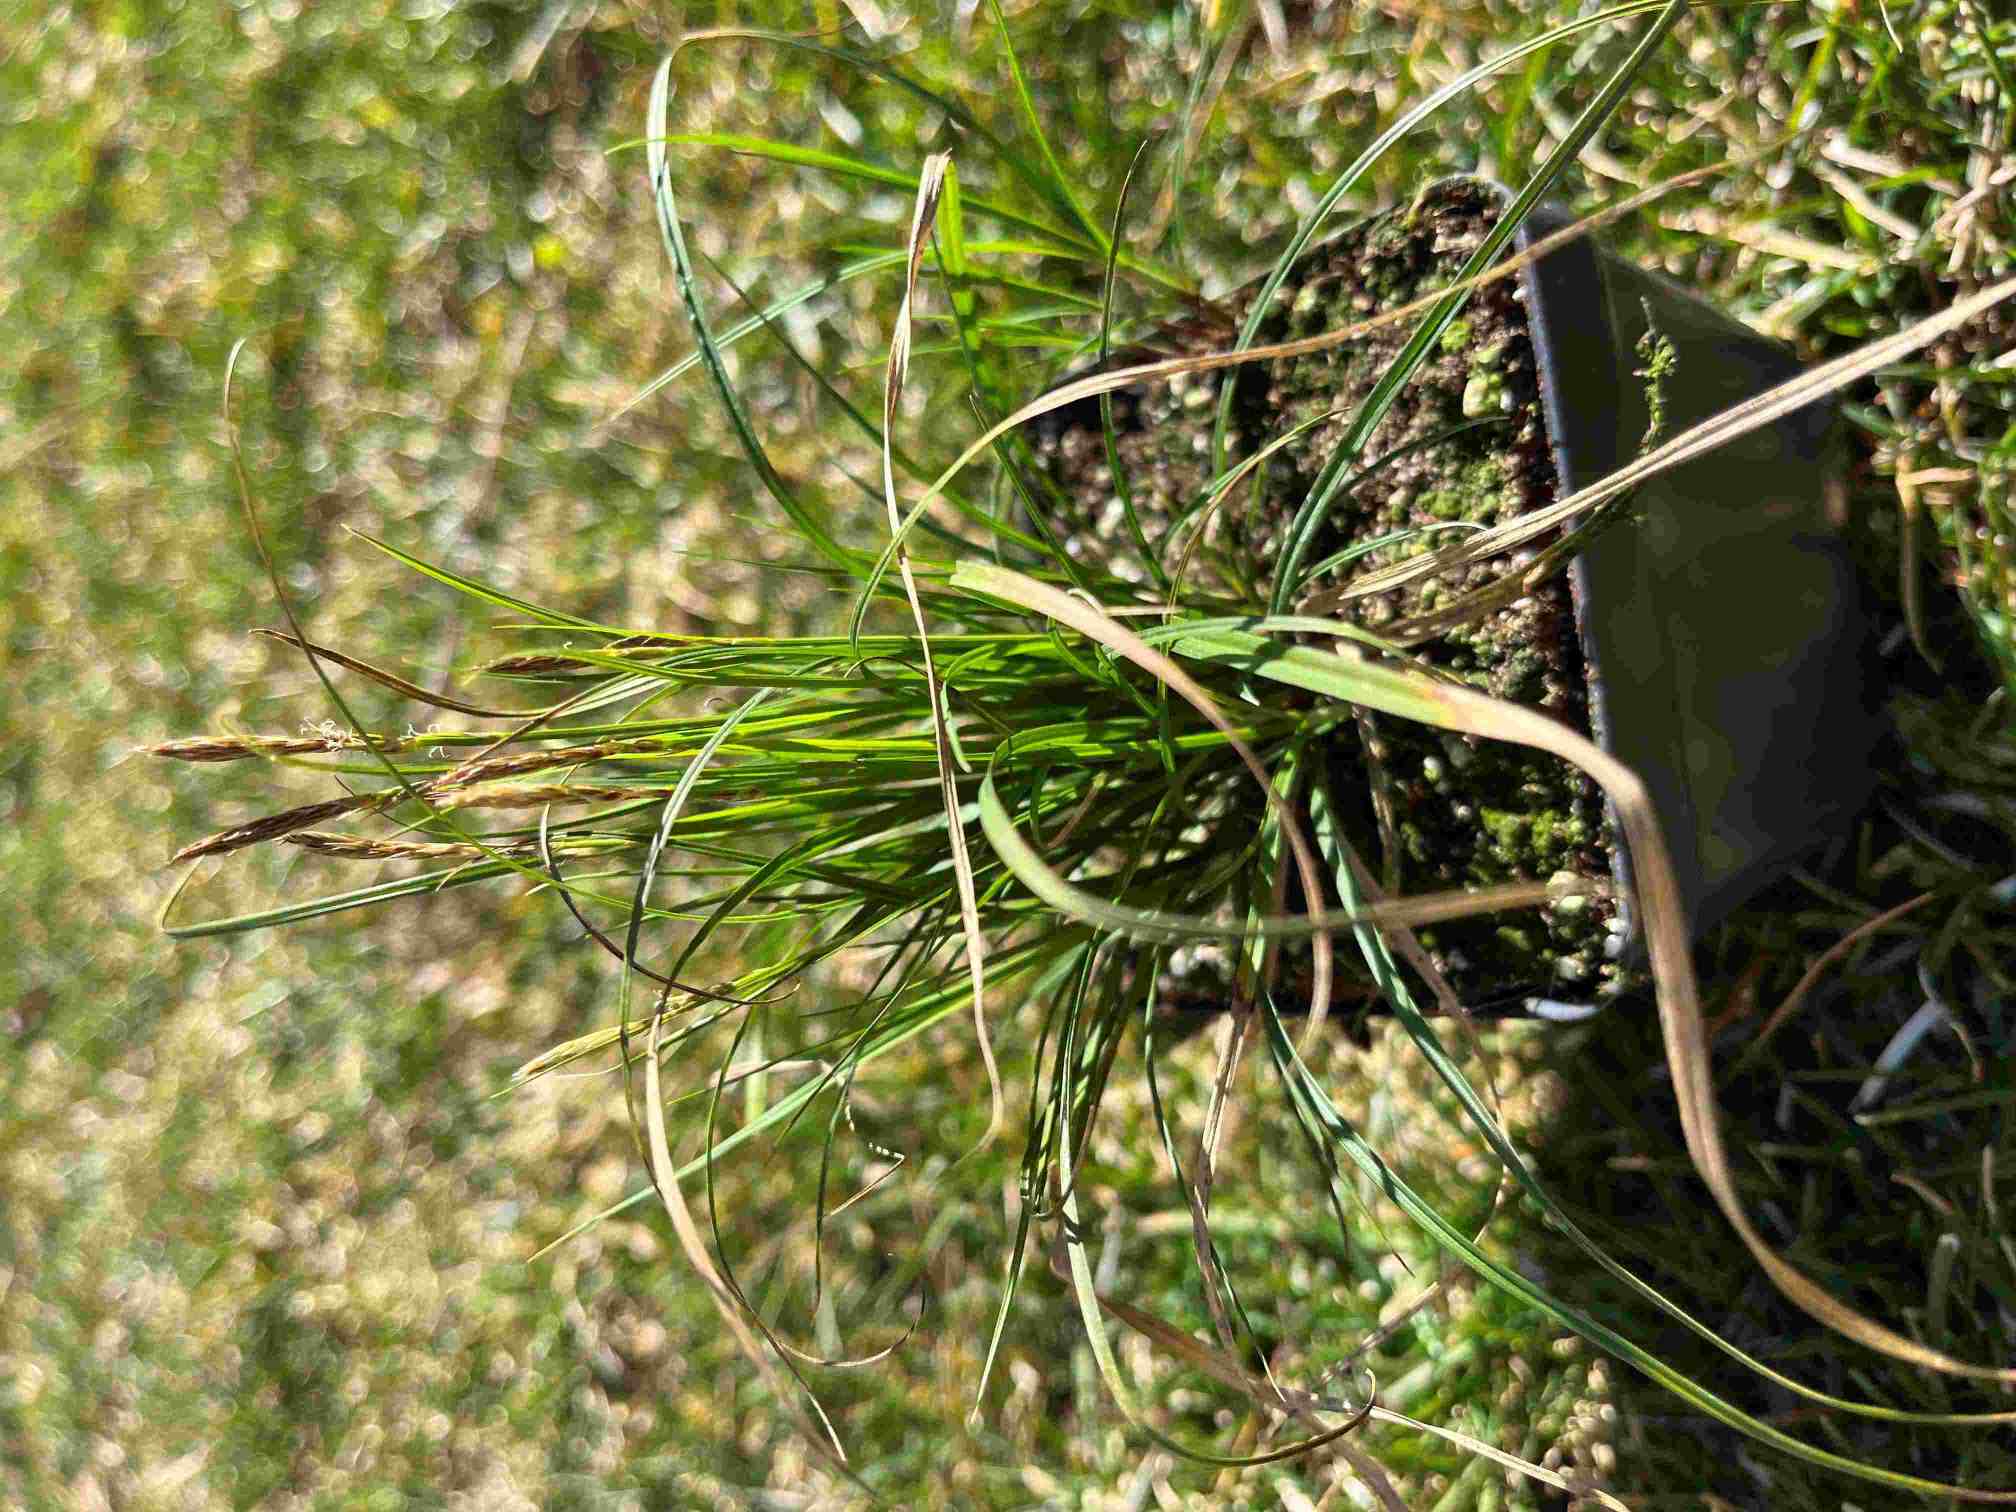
[1508,190,1880,1009]
[1032,179,1881,1013]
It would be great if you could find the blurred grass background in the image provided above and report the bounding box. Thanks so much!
[4,0,2014,1507]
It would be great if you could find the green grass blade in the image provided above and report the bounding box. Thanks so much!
[982,0,1107,255]
[646,59,863,577]
[1207,0,1681,473]
[1261,1013,2016,1498]
[160,856,519,939]
[655,130,1087,247]
[1097,138,1169,592]
[602,251,906,429]
[1192,626,2016,1429]
[348,529,617,631]
[1266,0,1692,612]
[662,26,1098,246]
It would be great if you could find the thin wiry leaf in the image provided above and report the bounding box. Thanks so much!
[878,151,1003,1151]
[1096,1289,1620,1511]
[982,0,1107,255]
[1096,139,1168,590]
[1186,614,2016,1413]
[853,153,1832,619]
[653,130,1078,245]
[599,251,905,430]
[1052,1010,1374,1469]
[1265,0,1693,612]
[640,1001,852,1468]
[664,26,1119,267]
[250,628,552,718]
[646,59,863,576]
[1207,0,1703,469]
[1263,1014,2016,1502]
[978,769,1589,943]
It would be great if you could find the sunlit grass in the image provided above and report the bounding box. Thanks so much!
[11,0,2016,1505]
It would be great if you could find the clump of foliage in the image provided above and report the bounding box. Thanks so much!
[135,3,2016,1506]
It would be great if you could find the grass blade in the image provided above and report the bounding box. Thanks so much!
[951,561,1336,1036]
[1265,0,1693,613]
[646,59,863,577]
[1183,613,2016,1408]
[879,152,1003,1150]
[977,768,1582,943]
[982,0,1107,255]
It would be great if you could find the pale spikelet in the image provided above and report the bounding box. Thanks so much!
[434,738,658,789]
[435,783,641,812]
[163,735,671,863]
[149,734,357,764]
[169,791,396,864]
[284,831,496,862]
[434,748,601,788]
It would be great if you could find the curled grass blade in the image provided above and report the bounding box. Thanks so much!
[1265,0,1693,613]
[878,151,1002,1153]
[525,932,1083,1264]
[1052,1019,1375,1469]
[1262,1014,2016,1502]
[952,562,1336,1034]
[1099,1288,1617,1511]
[639,1000,853,1469]
[1206,0,1694,470]
[977,768,1586,943]
[1185,615,2016,1415]
[850,152,1816,617]
[700,1010,918,1371]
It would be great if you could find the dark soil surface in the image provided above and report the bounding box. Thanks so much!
[1031,181,1628,1007]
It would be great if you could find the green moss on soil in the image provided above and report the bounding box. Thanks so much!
[1034,181,1629,1005]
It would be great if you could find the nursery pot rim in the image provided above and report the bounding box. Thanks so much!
[1052,177,1875,1016]
[1485,177,1877,1007]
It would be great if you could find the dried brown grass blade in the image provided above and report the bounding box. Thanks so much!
[961,565,1336,1046]
[1099,1290,1626,1509]
[1389,663,2016,1385]
[881,150,1004,1150]
[886,146,1797,573]
[641,1003,848,1464]
[1735,890,1937,1068]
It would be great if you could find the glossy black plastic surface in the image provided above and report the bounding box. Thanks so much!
[1512,199,1880,960]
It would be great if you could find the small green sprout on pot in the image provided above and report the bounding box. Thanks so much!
[155,28,2016,1503]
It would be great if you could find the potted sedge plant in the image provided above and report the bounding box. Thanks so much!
[152,27,2016,1501]
[1028,176,1877,1020]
